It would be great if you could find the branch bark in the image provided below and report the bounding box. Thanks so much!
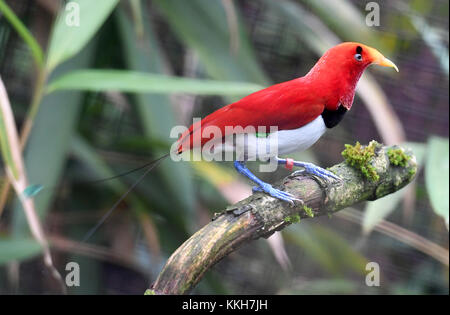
[151,144,417,295]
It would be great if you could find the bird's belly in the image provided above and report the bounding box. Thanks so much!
[274,115,327,155]
[205,115,327,161]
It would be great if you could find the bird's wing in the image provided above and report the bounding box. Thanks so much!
[176,78,325,153]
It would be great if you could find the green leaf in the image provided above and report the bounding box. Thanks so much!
[0,0,44,67]
[0,86,19,179]
[45,0,119,72]
[129,0,144,39]
[0,238,42,264]
[363,188,407,235]
[154,0,269,86]
[425,137,449,227]
[47,70,264,95]
[12,37,96,236]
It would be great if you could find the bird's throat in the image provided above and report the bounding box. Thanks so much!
[321,105,348,128]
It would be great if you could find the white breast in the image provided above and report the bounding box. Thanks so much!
[272,115,327,155]
[202,116,327,161]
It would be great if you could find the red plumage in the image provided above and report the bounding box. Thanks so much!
[176,42,397,153]
[177,77,325,153]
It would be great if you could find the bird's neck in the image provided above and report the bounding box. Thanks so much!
[305,58,367,110]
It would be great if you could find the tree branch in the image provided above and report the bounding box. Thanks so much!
[150,143,417,295]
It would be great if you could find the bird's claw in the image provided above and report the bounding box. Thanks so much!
[252,184,302,206]
[292,163,342,182]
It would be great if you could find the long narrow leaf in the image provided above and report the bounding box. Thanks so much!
[154,0,270,86]
[0,0,44,67]
[0,76,63,288]
[47,70,264,95]
[425,137,449,227]
[0,238,41,264]
[13,42,97,236]
[45,0,118,72]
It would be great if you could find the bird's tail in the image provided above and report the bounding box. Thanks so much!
[82,153,170,242]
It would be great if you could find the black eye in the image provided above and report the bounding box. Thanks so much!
[355,45,363,61]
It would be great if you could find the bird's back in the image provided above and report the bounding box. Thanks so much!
[176,77,326,153]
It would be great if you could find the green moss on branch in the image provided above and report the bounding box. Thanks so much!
[303,205,314,217]
[341,140,380,181]
[284,213,301,223]
[388,147,411,167]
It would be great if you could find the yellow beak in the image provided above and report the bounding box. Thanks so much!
[366,46,399,72]
[376,57,399,72]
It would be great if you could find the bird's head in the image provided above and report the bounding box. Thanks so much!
[333,42,398,72]
[309,42,398,110]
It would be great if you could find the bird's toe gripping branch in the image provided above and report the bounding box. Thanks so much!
[277,158,341,182]
[234,159,340,205]
[233,161,301,205]
[251,184,300,205]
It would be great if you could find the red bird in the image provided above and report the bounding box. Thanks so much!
[84,43,399,240]
[175,42,398,204]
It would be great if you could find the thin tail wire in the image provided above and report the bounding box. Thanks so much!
[27,158,167,196]
[82,153,170,242]
[81,160,165,185]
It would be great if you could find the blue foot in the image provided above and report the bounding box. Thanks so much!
[293,163,341,181]
[278,159,341,182]
[252,183,301,205]
[233,160,300,205]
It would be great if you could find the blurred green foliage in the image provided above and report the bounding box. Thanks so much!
[0,0,448,294]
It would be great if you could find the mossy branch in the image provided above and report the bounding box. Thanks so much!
[150,143,417,295]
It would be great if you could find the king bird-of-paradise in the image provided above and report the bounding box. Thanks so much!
[174,42,398,204]
[84,42,399,239]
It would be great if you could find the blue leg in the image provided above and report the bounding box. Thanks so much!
[233,161,300,205]
[277,158,341,181]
